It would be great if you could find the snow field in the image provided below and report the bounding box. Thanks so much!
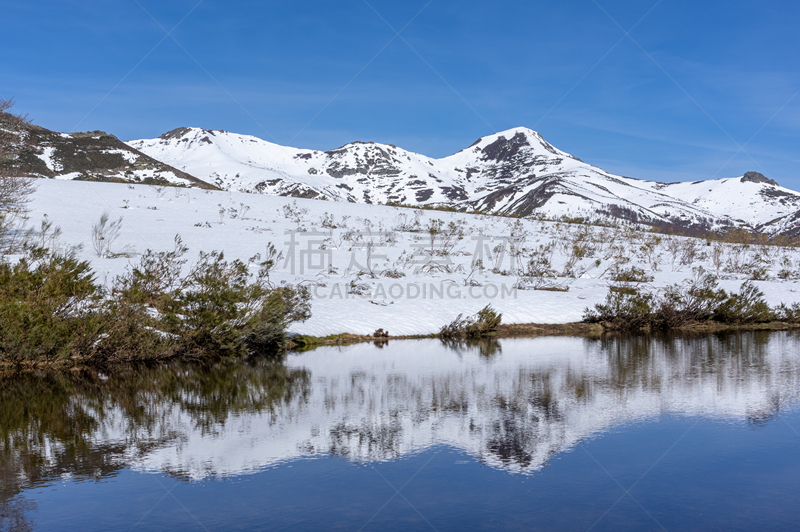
[24,179,800,336]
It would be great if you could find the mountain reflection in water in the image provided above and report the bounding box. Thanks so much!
[2,331,800,529]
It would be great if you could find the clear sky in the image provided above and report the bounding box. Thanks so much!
[2,1,799,187]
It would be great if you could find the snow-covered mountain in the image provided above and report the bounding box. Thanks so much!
[128,127,800,235]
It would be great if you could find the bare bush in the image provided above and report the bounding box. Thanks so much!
[282,201,309,227]
[710,242,725,273]
[91,211,135,258]
[724,244,751,274]
[598,244,630,278]
[665,237,703,271]
[519,242,557,288]
[0,97,36,254]
[637,235,663,271]
[426,218,466,256]
[392,211,422,232]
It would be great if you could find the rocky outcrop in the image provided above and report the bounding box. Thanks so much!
[741,171,779,187]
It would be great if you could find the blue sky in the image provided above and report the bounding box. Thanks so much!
[2,1,799,186]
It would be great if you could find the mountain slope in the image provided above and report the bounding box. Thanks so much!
[1,119,215,189]
[655,172,800,235]
[128,127,800,235]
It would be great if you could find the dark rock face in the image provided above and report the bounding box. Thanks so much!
[441,186,469,201]
[480,132,530,163]
[285,187,319,199]
[741,171,779,187]
[159,127,193,140]
[415,188,434,202]
[474,186,517,212]
[325,145,402,179]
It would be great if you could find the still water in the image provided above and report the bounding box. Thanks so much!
[3,332,800,531]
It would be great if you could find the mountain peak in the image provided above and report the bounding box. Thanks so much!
[125,126,800,237]
[155,127,227,147]
[466,127,573,161]
[469,127,536,146]
[741,171,779,187]
[159,127,196,140]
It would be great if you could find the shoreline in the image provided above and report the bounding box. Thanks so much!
[4,321,800,372]
[286,320,800,350]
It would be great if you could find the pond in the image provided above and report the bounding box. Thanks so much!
[2,332,800,531]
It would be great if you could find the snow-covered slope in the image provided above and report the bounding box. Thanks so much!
[22,179,800,337]
[651,172,800,232]
[128,127,800,235]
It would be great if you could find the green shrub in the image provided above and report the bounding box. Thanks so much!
[245,285,311,354]
[583,289,654,331]
[611,266,654,284]
[158,251,266,356]
[111,239,311,359]
[0,254,105,363]
[653,268,726,328]
[774,302,800,323]
[748,265,770,281]
[585,273,779,331]
[0,236,311,365]
[440,305,502,338]
[609,286,638,295]
[713,281,775,324]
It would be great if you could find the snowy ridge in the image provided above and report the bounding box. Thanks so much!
[129,127,800,235]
